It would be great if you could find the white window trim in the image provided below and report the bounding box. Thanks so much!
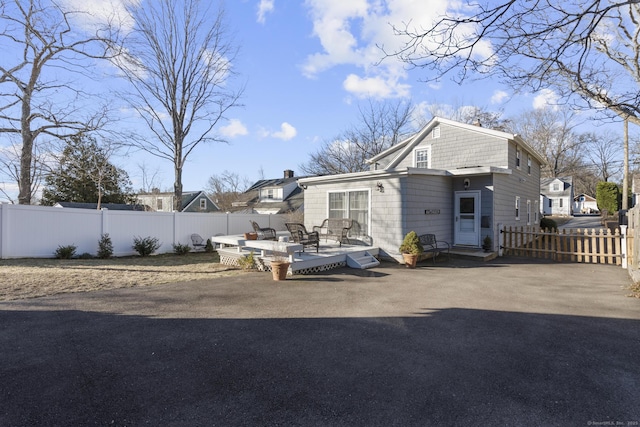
[515,196,521,220]
[413,146,431,169]
[326,188,371,236]
[527,155,532,175]
[199,198,207,209]
[516,148,521,169]
[526,200,531,225]
[432,126,441,139]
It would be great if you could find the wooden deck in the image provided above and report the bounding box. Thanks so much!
[212,233,380,274]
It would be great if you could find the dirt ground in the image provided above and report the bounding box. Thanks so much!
[0,252,244,301]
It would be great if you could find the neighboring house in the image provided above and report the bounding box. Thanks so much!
[230,170,306,215]
[573,193,598,215]
[298,117,545,261]
[632,175,640,208]
[54,202,148,211]
[540,177,574,216]
[136,190,219,212]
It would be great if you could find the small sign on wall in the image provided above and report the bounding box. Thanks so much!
[424,209,440,215]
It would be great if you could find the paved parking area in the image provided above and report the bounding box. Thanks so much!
[1,257,639,426]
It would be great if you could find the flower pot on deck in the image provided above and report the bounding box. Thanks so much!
[244,232,258,240]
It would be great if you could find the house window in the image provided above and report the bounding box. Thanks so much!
[548,199,552,208]
[559,198,563,208]
[516,148,521,169]
[432,126,441,139]
[534,201,539,223]
[266,189,274,199]
[527,156,531,175]
[328,190,370,235]
[414,147,430,168]
[199,198,206,210]
[552,183,560,191]
[515,196,520,220]
[157,198,163,210]
[527,200,531,225]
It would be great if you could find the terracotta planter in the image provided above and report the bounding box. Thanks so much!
[243,232,258,240]
[402,253,419,268]
[271,261,290,280]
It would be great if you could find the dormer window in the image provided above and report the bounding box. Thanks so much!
[266,189,274,199]
[199,198,207,210]
[552,182,560,192]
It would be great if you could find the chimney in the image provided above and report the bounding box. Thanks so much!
[473,119,482,127]
[284,169,294,178]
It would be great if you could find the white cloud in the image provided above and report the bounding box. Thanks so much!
[271,122,297,140]
[301,0,453,99]
[220,119,248,138]
[490,90,508,104]
[59,0,139,34]
[257,0,275,24]
[533,89,560,110]
[342,74,410,99]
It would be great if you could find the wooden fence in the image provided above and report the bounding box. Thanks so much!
[501,226,633,266]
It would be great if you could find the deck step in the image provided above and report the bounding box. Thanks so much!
[346,252,380,269]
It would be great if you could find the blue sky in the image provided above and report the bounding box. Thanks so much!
[0,0,624,202]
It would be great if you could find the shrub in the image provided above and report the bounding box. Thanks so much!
[78,252,93,259]
[54,244,77,259]
[399,231,423,255]
[132,236,161,257]
[172,243,191,255]
[237,251,256,270]
[97,233,114,259]
[539,217,558,231]
[596,182,619,214]
[205,238,214,253]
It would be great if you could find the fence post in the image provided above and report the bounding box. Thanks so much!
[620,225,628,269]
[0,203,8,259]
[498,223,503,256]
[101,208,109,237]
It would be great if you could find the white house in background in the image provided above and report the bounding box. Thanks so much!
[573,194,598,214]
[298,117,545,262]
[540,177,574,216]
[136,190,218,213]
[230,170,306,214]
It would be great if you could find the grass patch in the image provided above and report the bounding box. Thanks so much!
[0,252,243,301]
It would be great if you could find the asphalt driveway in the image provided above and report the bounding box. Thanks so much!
[1,257,639,426]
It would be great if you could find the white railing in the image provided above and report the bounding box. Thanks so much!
[0,204,287,259]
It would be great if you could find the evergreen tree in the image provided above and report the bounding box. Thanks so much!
[41,135,134,207]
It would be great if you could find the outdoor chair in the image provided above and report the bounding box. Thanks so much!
[418,234,450,264]
[285,223,320,253]
[190,233,207,251]
[313,218,352,246]
[250,220,277,241]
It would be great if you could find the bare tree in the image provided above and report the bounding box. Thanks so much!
[115,0,243,211]
[582,132,623,182]
[0,0,117,204]
[205,170,250,212]
[510,107,584,178]
[300,99,415,175]
[424,103,510,130]
[0,137,50,203]
[389,1,640,125]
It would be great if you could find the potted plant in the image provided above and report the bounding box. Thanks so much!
[270,243,291,280]
[399,231,423,268]
[482,235,492,252]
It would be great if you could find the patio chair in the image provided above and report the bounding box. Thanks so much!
[418,234,450,264]
[250,220,277,241]
[190,233,207,251]
[285,223,320,253]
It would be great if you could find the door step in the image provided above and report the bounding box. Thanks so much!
[346,251,380,269]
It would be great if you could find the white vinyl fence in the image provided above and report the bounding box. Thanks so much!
[0,204,287,259]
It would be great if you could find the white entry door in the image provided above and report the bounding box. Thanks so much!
[454,191,480,246]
